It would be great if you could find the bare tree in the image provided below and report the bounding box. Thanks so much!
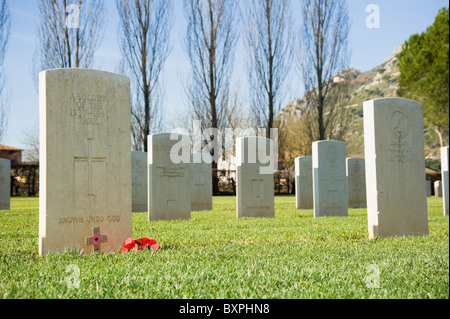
[117,0,173,152]
[34,0,106,75]
[0,0,10,143]
[21,123,40,162]
[242,0,293,137]
[183,0,238,139]
[0,0,9,64]
[183,0,238,192]
[183,0,238,193]
[297,0,351,141]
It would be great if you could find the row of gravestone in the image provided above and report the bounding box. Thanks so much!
[2,68,448,256]
[133,146,366,216]
[131,151,214,214]
[295,156,366,210]
[429,180,444,197]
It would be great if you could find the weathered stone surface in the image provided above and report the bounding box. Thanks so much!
[148,133,191,221]
[363,98,428,238]
[294,156,313,209]
[346,158,367,208]
[441,146,449,216]
[190,153,212,211]
[0,158,10,210]
[434,180,442,197]
[312,140,348,217]
[236,136,274,218]
[426,180,432,197]
[39,68,132,255]
[132,151,147,212]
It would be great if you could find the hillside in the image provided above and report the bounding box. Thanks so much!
[277,44,437,157]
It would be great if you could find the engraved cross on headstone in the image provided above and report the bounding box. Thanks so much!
[252,179,264,198]
[85,226,108,252]
[74,137,107,198]
[195,175,205,188]
[159,165,186,210]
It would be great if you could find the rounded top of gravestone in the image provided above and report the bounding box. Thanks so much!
[363,97,423,109]
[38,68,130,79]
[150,132,190,140]
[236,136,272,142]
[311,140,346,147]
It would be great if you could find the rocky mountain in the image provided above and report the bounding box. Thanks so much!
[278,44,405,157]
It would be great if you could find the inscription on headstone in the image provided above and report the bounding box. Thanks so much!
[148,133,191,220]
[363,98,428,238]
[312,141,348,217]
[39,69,132,255]
[236,136,274,219]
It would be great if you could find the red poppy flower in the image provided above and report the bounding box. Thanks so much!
[91,233,103,246]
[120,237,137,254]
[134,237,161,251]
[120,237,161,253]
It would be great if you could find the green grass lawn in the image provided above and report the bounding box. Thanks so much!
[0,196,448,299]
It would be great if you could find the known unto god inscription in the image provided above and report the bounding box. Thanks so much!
[39,69,132,255]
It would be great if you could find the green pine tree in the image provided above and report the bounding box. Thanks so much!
[398,7,449,147]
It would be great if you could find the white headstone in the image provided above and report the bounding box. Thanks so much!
[39,69,132,255]
[441,146,449,216]
[426,180,432,197]
[294,156,313,209]
[236,136,274,218]
[346,158,367,208]
[363,98,428,238]
[148,133,191,220]
[312,140,348,217]
[0,158,11,210]
[190,153,212,211]
[132,151,148,212]
[434,180,442,198]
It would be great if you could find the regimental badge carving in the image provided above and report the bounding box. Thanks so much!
[388,110,413,163]
[390,111,410,140]
[326,145,339,164]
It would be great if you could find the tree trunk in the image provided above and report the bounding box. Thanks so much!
[433,127,444,148]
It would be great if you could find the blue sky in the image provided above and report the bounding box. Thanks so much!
[1,0,448,150]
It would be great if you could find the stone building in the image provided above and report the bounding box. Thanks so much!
[0,145,23,166]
